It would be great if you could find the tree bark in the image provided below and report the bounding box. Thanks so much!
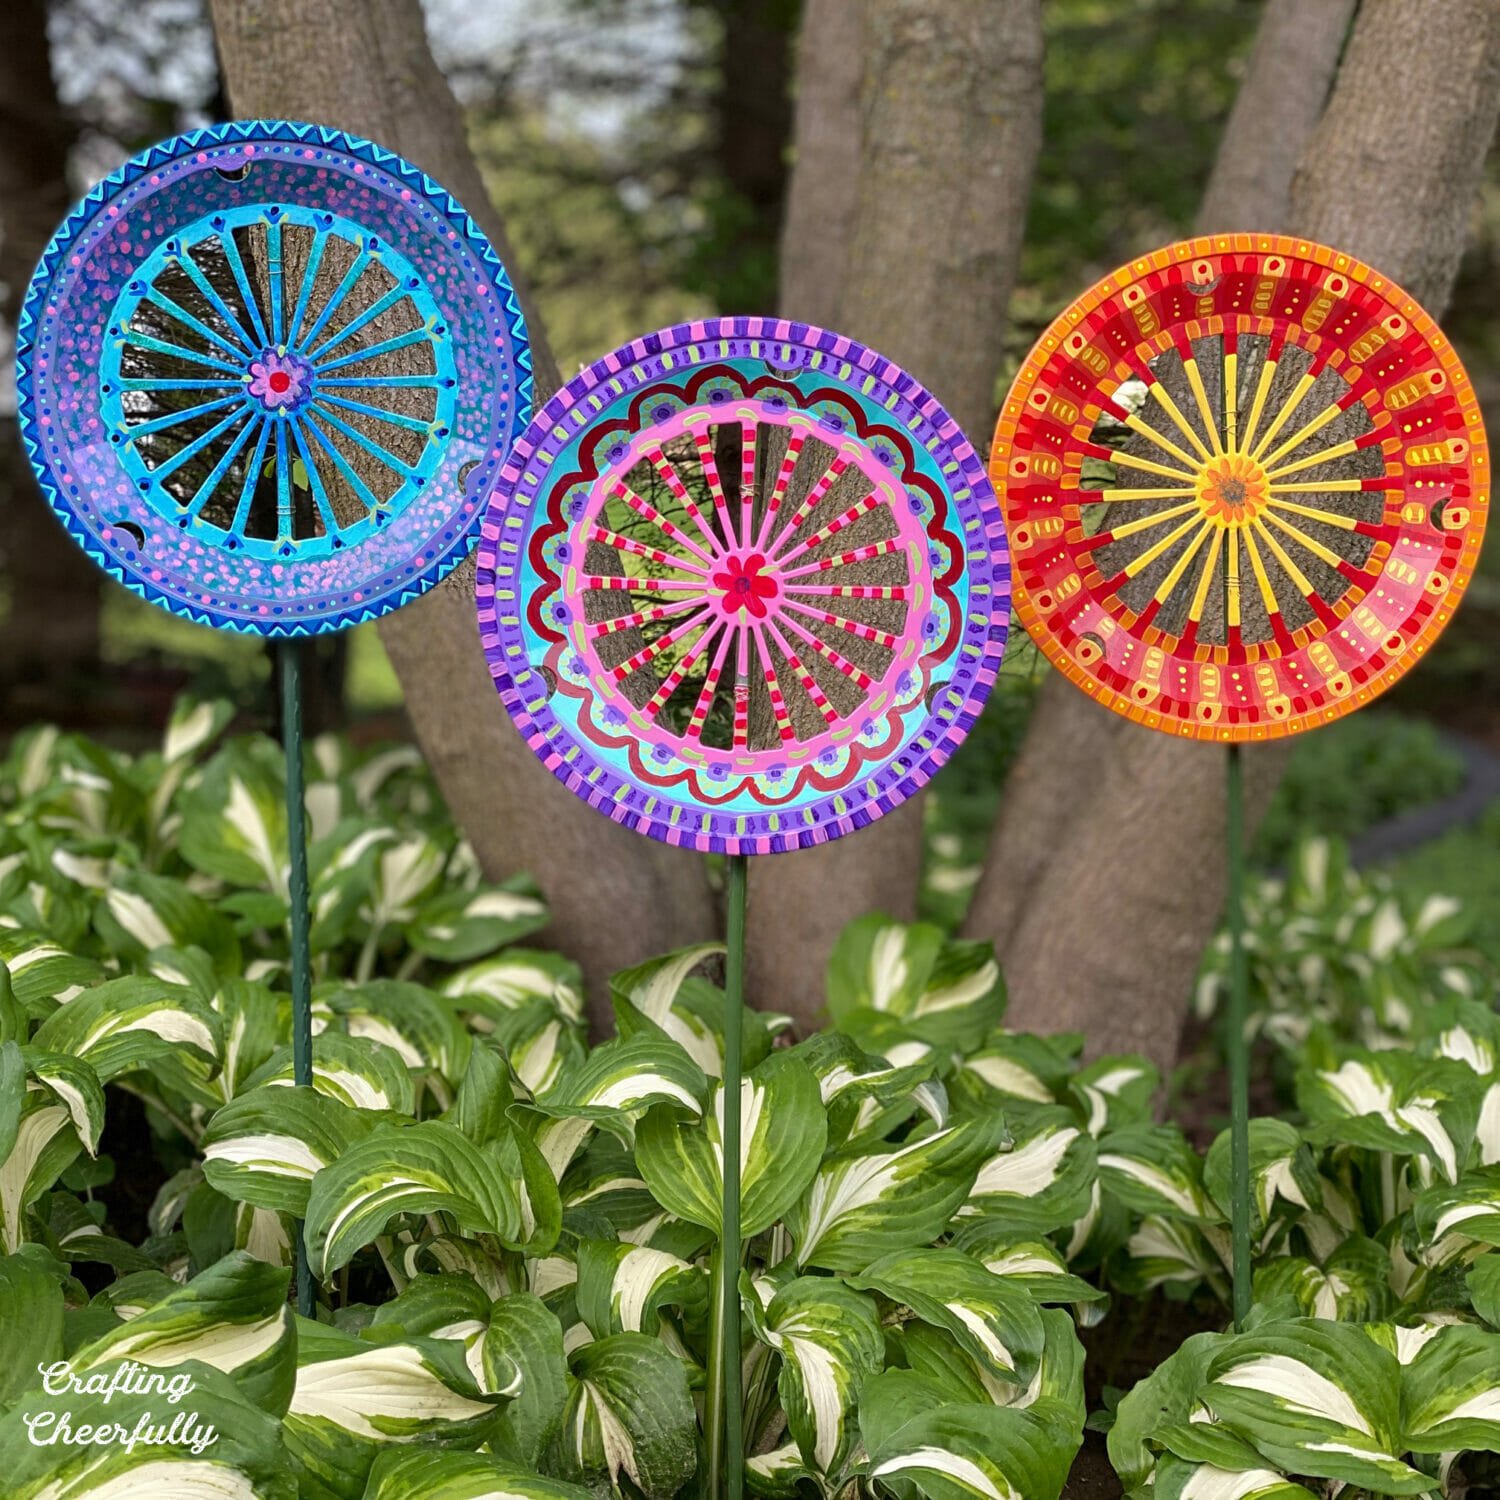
[0,0,102,696]
[967,0,1499,1076]
[749,0,1045,1026]
[210,0,717,1016]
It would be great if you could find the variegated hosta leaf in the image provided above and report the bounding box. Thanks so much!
[744,1274,883,1475]
[324,979,471,1085]
[244,1030,416,1115]
[489,999,583,1099]
[1109,1328,1232,1493]
[1411,1167,1500,1265]
[745,1441,821,1498]
[178,740,290,894]
[365,1448,593,1499]
[962,1109,1095,1234]
[1420,997,1500,1077]
[210,980,280,1103]
[1252,1236,1391,1323]
[162,694,233,766]
[1152,1455,1319,1500]
[365,833,447,929]
[0,928,103,1009]
[1469,1252,1500,1326]
[948,1223,1108,1308]
[1298,1051,1480,1184]
[486,1292,569,1469]
[535,1033,708,1135]
[407,877,549,963]
[576,1237,707,1337]
[791,1031,943,1151]
[1069,1054,1159,1136]
[303,1119,527,1276]
[0,1360,296,1498]
[861,1385,1079,1500]
[1204,1119,1320,1233]
[67,1250,294,1414]
[1401,1319,1500,1453]
[0,1246,65,1408]
[94,868,239,972]
[636,1051,826,1238]
[443,949,585,1030]
[1098,1124,1217,1221]
[561,1135,658,1236]
[854,1246,1044,1395]
[790,1116,1001,1271]
[285,1318,507,1500]
[21,1048,105,1156]
[960,1032,1077,1110]
[1114,1214,1230,1299]
[1200,1319,1429,1495]
[203,1085,377,1217]
[1,1094,81,1253]
[554,1332,697,1498]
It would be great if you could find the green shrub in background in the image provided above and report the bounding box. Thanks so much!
[2,704,1499,1498]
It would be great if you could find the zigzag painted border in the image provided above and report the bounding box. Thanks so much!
[14,118,533,638]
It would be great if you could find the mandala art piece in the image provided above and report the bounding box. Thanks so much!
[991,234,1488,739]
[476,318,1009,854]
[15,119,531,634]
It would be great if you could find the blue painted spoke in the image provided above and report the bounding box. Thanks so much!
[288,417,342,538]
[171,253,261,355]
[275,421,294,541]
[305,282,410,363]
[120,377,244,392]
[295,249,370,355]
[267,219,285,347]
[122,329,244,375]
[125,393,247,441]
[217,230,270,347]
[229,417,276,537]
[309,406,417,478]
[315,393,433,435]
[316,326,434,374]
[314,374,441,390]
[142,287,250,362]
[302,415,386,515]
[185,413,261,517]
[286,230,329,351]
[148,406,257,481]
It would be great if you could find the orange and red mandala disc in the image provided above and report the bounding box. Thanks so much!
[991,235,1489,739]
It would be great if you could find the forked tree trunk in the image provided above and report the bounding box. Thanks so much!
[209,0,717,1015]
[748,0,1044,1025]
[967,0,1500,1076]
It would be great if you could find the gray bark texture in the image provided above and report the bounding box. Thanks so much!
[966,0,1500,1077]
[209,0,717,1019]
[748,0,1045,1027]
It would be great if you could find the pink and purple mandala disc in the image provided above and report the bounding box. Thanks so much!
[475,318,1010,855]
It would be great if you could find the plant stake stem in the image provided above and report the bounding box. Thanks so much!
[1226,742,1252,1327]
[707,853,747,1498]
[279,638,315,1319]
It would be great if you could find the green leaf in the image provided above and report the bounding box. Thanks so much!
[1098,1125,1217,1221]
[94,869,239,974]
[243,1031,416,1115]
[304,1120,527,1276]
[961,1109,1095,1234]
[1468,1252,1500,1326]
[1204,1119,1320,1232]
[1153,1456,1319,1500]
[0,1247,65,1410]
[365,1449,593,1499]
[31,976,218,1086]
[948,1223,1108,1307]
[486,1292,569,1469]
[538,1033,708,1123]
[636,1051,826,1238]
[1108,1328,1231,1492]
[324,980,470,1085]
[1412,1167,1500,1264]
[576,1238,708,1338]
[0,1095,81,1253]
[827,913,945,1023]
[178,740,289,892]
[0,929,103,1011]
[1400,1319,1500,1453]
[1069,1055,1160,1135]
[408,878,550,962]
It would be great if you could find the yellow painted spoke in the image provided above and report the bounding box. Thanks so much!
[1269,476,1372,494]
[1224,349,1239,452]
[1106,448,1199,482]
[1188,526,1224,625]
[1153,519,1214,605]
[1267,496,1360,530]
[1094,500,1201,545]
[1242,526,1283,619]
[1144,381,1213,462]
[1252,519,1318,602]
[1121,513,1204,579]
[1080,485,1196,504]
[1182,357,1223,455]
[1265,439,1362,480]
[1226,529,1242,629]
[1124,412,1202,473]
[1260,399,1348,471]
[1262,509,1349,571]
[1250,369,1318,461]
[1239,355,1279,455]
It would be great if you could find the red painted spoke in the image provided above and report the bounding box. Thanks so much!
[613,609,711,684]
[753,430,807,550]
[775,493,881,569]
[589,598,703,639]
[781,537,902,578]
[644,621,721,718]
[640,450,721,558]
[684,625,737,741]
[768,454,853,557]
[754,624,799,744]
[588,525,709,575]
[778,610,877,689]
[733,628,752,748]
[785,602,900,651]
[738,421,757,545]
[785,583,908,601]
[765,619,840,726]
[580,574,704,595]
[692,430,738,546]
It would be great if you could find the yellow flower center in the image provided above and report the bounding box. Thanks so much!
[1194,452,1269,527]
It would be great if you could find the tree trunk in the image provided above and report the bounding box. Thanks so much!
[967,0,1500,1076]
[748,0,1045,1026]
[0,0,102,699]
[209,0,717,1017]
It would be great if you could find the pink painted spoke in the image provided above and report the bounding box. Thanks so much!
[768,456,852,557]
[612,609,710,684]
[611,477,714,565]
[685,625,737,741]
[692,430,737,546]
[738,421,757,545]
[781,537,901,579]
[588,525,709,575]
[753,430,807,551]
[644,621,721,718]
[785,583,908,601]
[640,450,721,557]
[589,598,703,640]
[754,624,799,744]
[777,610,876,689]
[786,603,901,652]
[733,627,752,748]
[581,574,705,595]
[766,619,839,727]
[775,493,881,569]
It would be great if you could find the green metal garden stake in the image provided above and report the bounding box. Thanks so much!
[1225,743,1253,1328]
[705,854,747,1498]
[279,639,316,1319]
